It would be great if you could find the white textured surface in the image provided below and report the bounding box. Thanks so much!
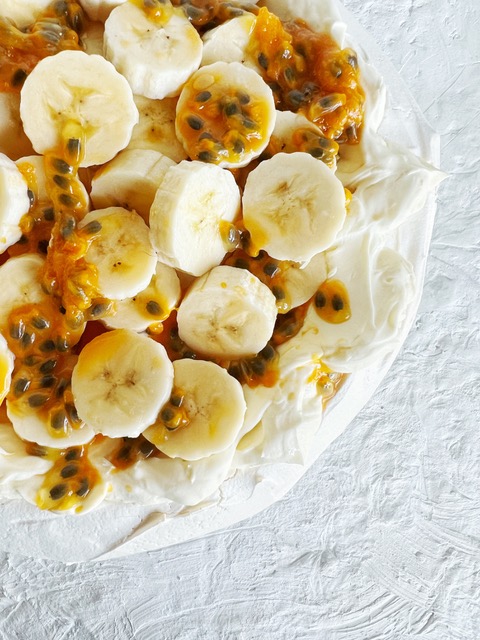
[0,0,478,638]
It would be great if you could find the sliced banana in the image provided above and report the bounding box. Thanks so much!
[0,93,34,160]
[144,359,246,461]
[201,13,256,67]
[269,110,339,169]
[282,252,328,310]
[0,335,14,405]
[126,95,188,163]
[78,0,126,22]
[90,149,174,223]
[102,261,181,332]
[0,152,31,254]
[104,2,203,100]
[79,207,157,300]
[175,61,276,168]
[0,0,52,28]
[0,254,47,334]
[177,265,277,359]
[20,50,138,167]
[72,329,174,438]
[149,160,241,277]
[242,152,346,262]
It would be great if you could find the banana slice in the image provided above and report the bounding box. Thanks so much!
[72,329,174,438]
[0,152,31,254]
[90,149,175,223]
[0,0,52,28]
[242,152,346,262]
[104,1,203,100]
[79,0,126,22]
[144,359,246,461]
[126,95,188,163]
[175,61,276,168]
[177,265,277,358]
[0,335,14,405]
[0,93,34,160]
[79,207,157,300]
[269,110,339,169]
[0,254,47,334]
[102,261,181,332]
[149,160,241,276]
[282,252,328,310]
[201,13,256,66]
[20,50,138,167]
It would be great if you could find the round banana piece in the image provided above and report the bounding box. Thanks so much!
[0,0,52,28]
[126,95,188,163]
[149,160,241,277]
[0,152,31,254]
[0,93,34,160]
[90,149,175,223]
[175,61,276,168]
[79,207,157,300]
[144,359,246,461]
[20,50,138,167]
[72,329,174,438]
[242,152,346,262]
[177,265,277,359]
[104,1,203,100]
[0,254,47,334]
[102,261,181,332]
[0,335,14,405]
[282,252,328,310]
[201,13,256,67]
[79,0,126,22]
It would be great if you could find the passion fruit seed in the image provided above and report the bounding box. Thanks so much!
[195,91,212,102]
[198,150,215,163]
[50,483,67,500]
[10,322,25,340]
[272,286,285,300]
[32,316,49,330]
[28,394,49,408]
[139,439,155,457]
[146,300,162,316]
[65,448,80,461]
[53,174,70,189]
[83,220,102,235]
[51,410,68,431]
[76,478,89,497]
[40,339,56,352]
[331,294,344,311]
[60,464,78,479]
[259,344,276,361]
[14,378,31,396]
[161,407,175,422]
[40,375,56,388]
[53,158,72,174]
[44,207,55,221]
[263,262,279,277]
[37,240,49,254]
[258,52,269,70]
[315,291,327,308]
[21,332,34,349]
[11,69,28,87]
[187,115,204,131]
[249,358,266,376]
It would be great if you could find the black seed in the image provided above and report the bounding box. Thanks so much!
[10,322,25,340]
[59,306,66,315]
[228,363,242,381]
[198,150,215,163]
[67,138,81,159]
[345,125,358,143]
[117,444,132,460]
[302,82,318,100]
[161,407,175,422]
[259,344,276,361]
[28,445,47,457]
[40,339,56,352]
[76,478,89,497]
[309,147,324,159]
[54,0,68,14]
[56,337,69,352]
[41,26,62,45]
[235,258,249,270]
[40,375,56,388]
[272,286,285,300]
[331,62,343,78]
[288,90,304,108]
[347,52,358,68]
[24,355,39,367]
[89,303,108,317]
[65,403,80,424]
[59,193,76,208]
[250,358,266,376]
[198,132,214,141]
[65,448,80,461]
[21,332,34,348]
[61,216,76,238]
[67,8,84,32]
[38,239,49,254]
[40,359,57,374]
[11,68,27,87]
[237,92,250,105]
[319,95,340,109]
[53,174,69,189]
[242,117,257,130]
[28,394,48,408]
[146,300,162,316]
[315,291,327,308]
[170,394,183,407]
[53,158,72,174]
[43,207,54,221]
[195,91,212,102]
[185,4,203,20]
[61,463,78,479]
[32,316,49,330]
[263,262,279,277]
[55,378,68,398]
[258,52,268,70]
[50,483,67,500]
[267,81,281,94]
[14,378,30,396]
[183,350,196,359]
[27,189,35,207]
[233,139,245,154]
[51,410,67,431]
[284,67,296,83]
[18,234,28,245]
[83,220,102,235]
[224,102,239,116]
[139,439,155,457]
[187,115,204,130]
[331,294,344,311]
